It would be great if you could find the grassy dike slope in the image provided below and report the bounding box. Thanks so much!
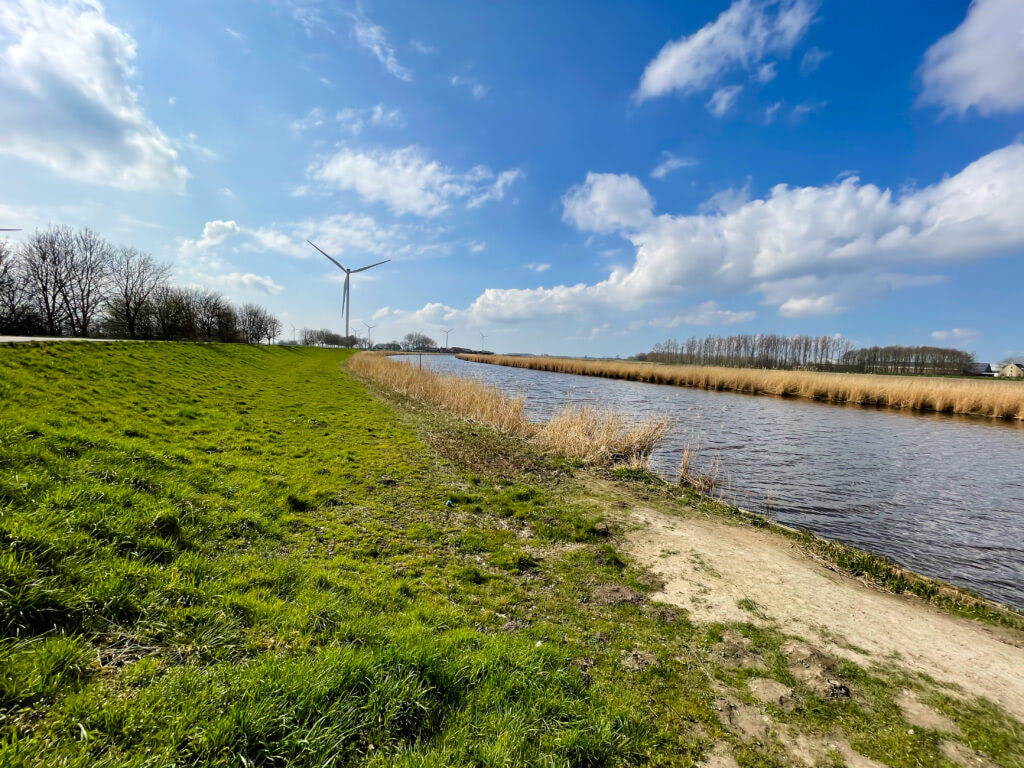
[0,343,1021,767]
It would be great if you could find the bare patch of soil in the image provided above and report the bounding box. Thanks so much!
[896,690,960,734]
[624,506,1024,721]
[590,584,645,606]
[941,739,999,767]
[748,677,793,709]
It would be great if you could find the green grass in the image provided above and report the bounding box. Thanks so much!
[0,342,1020,767]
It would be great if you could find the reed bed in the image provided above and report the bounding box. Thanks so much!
[457,354,1024,420]
[349,353,670,466]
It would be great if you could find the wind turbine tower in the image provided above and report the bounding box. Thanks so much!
[307,240,389,340]
[479,332,486,350]
[363,321,375,349]
[441,327,453,349]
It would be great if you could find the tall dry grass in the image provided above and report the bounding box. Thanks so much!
[457,355,1024,421]
[349,353,669,466]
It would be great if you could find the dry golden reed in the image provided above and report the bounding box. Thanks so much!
[349,353,670,466]
[457,354,1024,421]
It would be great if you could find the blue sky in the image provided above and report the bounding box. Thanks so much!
[1,0,1023,359]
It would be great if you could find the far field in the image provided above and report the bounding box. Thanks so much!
[458,354,1024,420]
[1,342,1021,767]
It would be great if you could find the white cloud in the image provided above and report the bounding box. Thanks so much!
[290,107,325,135]
[0,0,189,191]
[450,75,488,100]
[791,99,826,120]
[651,301,756,326]
[525,263,551,273]
[684,301,756,324]
[799,46,830,75]
[778,294,844,317]
[394,142,1024,324]
[467,240,487,253]
[562,173,654,233]
[198,271,283,295]
[764,100,783,123]
[220,187,237,199]
[410,39,436,55]
[651,152,697,179]
[350,13,411,81]
[635,0,817,101]
[931,327,980,344]
[311,146,522,217]
[319,76,332,87]
[706,84,743,116]
[755,61,777,82]
[918,0,1024,115]
[174,132,217,160]
[225,26,244,41]
[336,103,403,134]
[168,96,176,106]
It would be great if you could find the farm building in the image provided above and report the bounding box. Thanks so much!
[1001,362,1024,378]
[963,362,997,376]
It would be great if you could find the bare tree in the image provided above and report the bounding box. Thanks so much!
[106,247,169,339]
[60,228,112,337]
[21,226,75,336]
[0,239,33,333]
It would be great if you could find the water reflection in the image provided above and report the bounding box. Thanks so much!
[398,355,1024,609]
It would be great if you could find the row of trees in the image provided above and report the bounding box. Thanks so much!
[637,334,976,375]
[838,345,975,376]
[0,226,281,343]
[638,334,857,370]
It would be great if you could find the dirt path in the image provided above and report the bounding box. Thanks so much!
[624,505,1024,723]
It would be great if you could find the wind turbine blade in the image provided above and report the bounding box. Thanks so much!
[350,259,390,273]
[307,240,348,271]
[0,228,21,232]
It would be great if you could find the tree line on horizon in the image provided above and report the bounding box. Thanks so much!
[636,333,976,375]
[0,225,281,344]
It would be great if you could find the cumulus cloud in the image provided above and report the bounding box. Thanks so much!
[918,0,1024,115]
[336,103,403,134]
[0,0,189,191]
[635,0,817,102]
[390,142,1024,325]
[651,152,697,180]
[562,173,654,233]
[310,146,522,217]
[706,85,743,116]
[349,13,411,81]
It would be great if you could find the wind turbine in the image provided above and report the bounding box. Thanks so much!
[441,327,453,349]
[306,240,389,340]
[479,332,487,350]
[0,228,20,232]
[363,321,375,349]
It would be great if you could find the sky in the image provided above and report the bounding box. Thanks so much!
[1,0,1023,360]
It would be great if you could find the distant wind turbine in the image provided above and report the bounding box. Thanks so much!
[441,327,453,348]
[479,332,486,349]
[363,321,375,349]
[307,240,389,340]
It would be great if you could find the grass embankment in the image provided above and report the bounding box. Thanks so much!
[350,352,669,466]
[1,343,1021,766]
[457,354,1024,420]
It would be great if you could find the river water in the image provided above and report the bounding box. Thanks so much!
[399,354,1024,609]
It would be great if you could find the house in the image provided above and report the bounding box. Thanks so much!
[963,362,996,377]
[1001,362,1024,378]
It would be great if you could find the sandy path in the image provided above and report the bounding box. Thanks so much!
[625,506,1024,722]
